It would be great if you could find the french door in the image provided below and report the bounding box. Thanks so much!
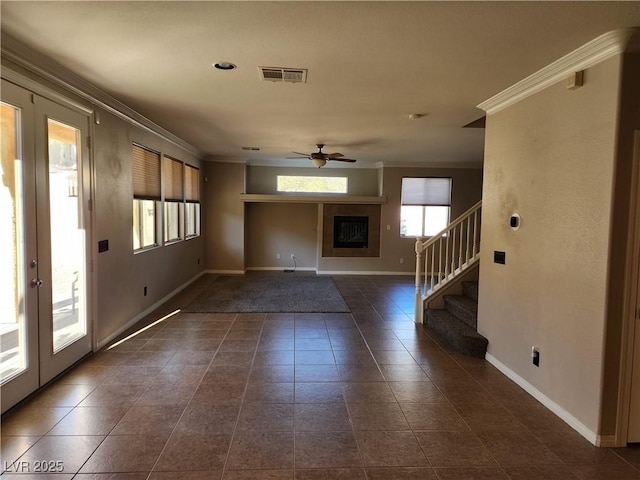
[1,80,92,413]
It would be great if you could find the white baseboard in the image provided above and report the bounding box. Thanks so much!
[205,268,414,276]
[317,270,414,276]
[485,353,600,446]
[246,267,317,272]
[96,271,206,350]
[203,269,245,275]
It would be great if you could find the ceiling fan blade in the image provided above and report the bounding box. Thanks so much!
[327,152,344,158]
[286,156,310,159]
[292,151,311,157]
[331,158,357,163]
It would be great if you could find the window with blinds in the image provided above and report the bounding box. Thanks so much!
[132,144,200,250]
[164,156,184,243]
[185,164,201,238]
[132,145,161,250]
[400,177,451,237]
[132,144,161,200]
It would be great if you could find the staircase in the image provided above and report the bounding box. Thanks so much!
[414,200,487,357]
[424,281,488,358]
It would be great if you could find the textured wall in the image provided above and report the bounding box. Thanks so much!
[478,55,622,435]
[203,162,246,272]
[93,110,204,344]
[245,202,318,270]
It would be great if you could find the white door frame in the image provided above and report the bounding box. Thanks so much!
[2,67,98,353]
[0,73,96,412]
[616,130,640,446]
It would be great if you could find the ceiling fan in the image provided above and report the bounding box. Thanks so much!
[287,144,357,168]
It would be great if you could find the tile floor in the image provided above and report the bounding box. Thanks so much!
[2,274,640,479]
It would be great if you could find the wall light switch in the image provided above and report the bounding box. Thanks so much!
[386,225,391,231]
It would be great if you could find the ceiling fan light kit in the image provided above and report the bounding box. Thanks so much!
[312,158,327,168]
[287,144,358,168]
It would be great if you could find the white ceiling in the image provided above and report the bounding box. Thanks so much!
[2,1,639,168]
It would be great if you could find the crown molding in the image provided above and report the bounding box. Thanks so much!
[1,33,202,158]
[376,161,483,169]
[205,155,247,164]
[478,28,639,115]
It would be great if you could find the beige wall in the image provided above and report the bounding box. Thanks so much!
[245,203,318,270]
[203,162,246,272]
[318,166,483,273]
[478,55,622,435]
[94,110,204,344]
[2,59,206,346]
[203,162,482,274]
[246,165,380,196]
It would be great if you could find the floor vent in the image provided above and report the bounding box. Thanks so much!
[259,66,307,83]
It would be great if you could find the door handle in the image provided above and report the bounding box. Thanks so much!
[30,278,43,288]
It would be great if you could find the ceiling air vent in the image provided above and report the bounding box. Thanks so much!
[259,66,307,83]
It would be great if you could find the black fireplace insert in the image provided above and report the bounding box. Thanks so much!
[333,216,369,248]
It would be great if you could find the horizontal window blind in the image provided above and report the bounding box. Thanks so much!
[164,156,184,202]
[185,164,200,202]
[132,144,161,200]
[401,177,451,206]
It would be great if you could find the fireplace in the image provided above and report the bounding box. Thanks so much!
[333,216,369,248]
[322,204,380,258]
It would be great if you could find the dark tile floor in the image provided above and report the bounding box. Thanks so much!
[2,274,640,479]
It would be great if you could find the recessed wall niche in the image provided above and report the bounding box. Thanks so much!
[322,204,380,257]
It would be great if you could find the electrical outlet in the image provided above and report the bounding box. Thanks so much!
[276,253,280,259]
[291,254,295,259]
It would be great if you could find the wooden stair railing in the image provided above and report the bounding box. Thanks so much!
[414,200,482,323]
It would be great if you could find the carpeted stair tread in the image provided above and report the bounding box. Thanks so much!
[462,281,479,302]
[424,309,488,358]
[444,294,478,329]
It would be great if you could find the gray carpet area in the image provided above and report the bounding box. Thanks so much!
[182,275,350,313]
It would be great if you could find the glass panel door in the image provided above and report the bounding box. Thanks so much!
[47,119,87,352]
[36,97,92,386]
[0,80,39,413]
[0,81,92,411]
[0,103,26,382]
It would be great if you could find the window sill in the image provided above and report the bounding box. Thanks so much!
[133,244,161,255]
[164,238,183,246]
[240,194,387,204]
